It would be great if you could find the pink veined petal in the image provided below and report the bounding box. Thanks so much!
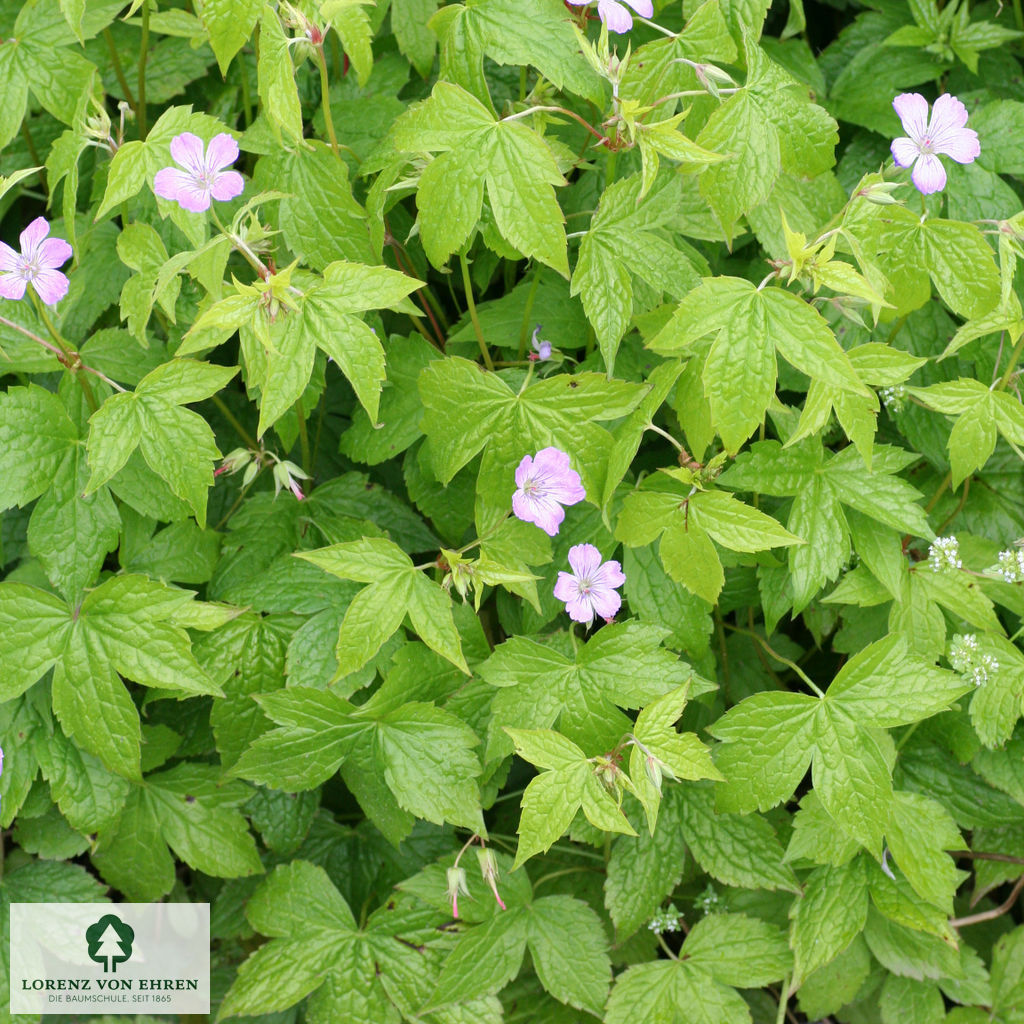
[553,571,578,602]
[36,237,72,270]
[550,474,585,506]
[890,137,920,168]
[153,167,192,202]
[169,132,207,176]
[517,491,566,536]
[911,153,946,195]
[587,584,622,621]
[928,93,970,135]
[892,93,930,144]
[205,133,240,173]
[174,180,215,213]
[514,455,534,490]
[567,543,602,579]
[531,447,571,476]
[598,0,634,32]
[0,242,19,272]
[31,268,69,306]
[0,273,28,301]
[564,592,596,624]
[209,169,245,203]
[19,217,50,258]
[592,559,626,589]
[932,125,979,164]
[621,0,653,16]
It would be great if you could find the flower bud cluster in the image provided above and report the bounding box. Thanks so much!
[997,547,1024,584]
[647,904,682,934]
[694,883,721,916]
[928,536,962,572]
[948,633,999,687]
[879,384,906,413]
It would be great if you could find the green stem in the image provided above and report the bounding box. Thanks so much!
[29,292,97,411]
[646,422,683,452]
[211,394,259,449]
[996,333,1024,391]
[316,43,343,164]
[103,28,135,107]
[605,147,618,189]
[138,0,150,139]
[517,269,541,361]
[460,253,494,371]
[723,622,825,698]
[656,933,678,960]
[239,53,253,128]
[296,396,311,474]
[924,471,952,516]
[775,975,791,1024]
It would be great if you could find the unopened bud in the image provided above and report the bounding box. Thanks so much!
[217,447,254,477]
[476,848,506,911]
[857,180,905,206]
[446,866,471,919]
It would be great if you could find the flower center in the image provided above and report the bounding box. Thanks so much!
[919,136,934,153]
[18,255,39,280]
[578,576,593,595]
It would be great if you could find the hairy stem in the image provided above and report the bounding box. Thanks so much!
[460,253,494,371]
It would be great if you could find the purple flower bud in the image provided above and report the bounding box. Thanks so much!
[531,325,552,361]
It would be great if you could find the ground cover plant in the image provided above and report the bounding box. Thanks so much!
[2,0,1024,1019]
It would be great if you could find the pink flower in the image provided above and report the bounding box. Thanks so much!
[566,0,652,33]
[0,218,72,306]
[891,93,980,195]
[153,132,245,213]
[512,447,585,536]
[553,543,625,626]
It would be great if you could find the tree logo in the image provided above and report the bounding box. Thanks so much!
[85,914,134,974]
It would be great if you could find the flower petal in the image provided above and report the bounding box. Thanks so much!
[0,242,19,272]
[513,490,565,536]
[933,126,979,164]
[892,93,930,144]
[567,543,602,579]
[564,592,596,624]
[514,454,534,490]
[169,132,206,175]
[911,152,946,194]
[553,571,578,602]
[19,217,50,257]
[0,273,28,301]
[928,93,969,135]
[205,133,240,173]
[153,167,191,202]
[890,137,920,168]
[209,169,245,203]
[36,237,72,270]
[30,268,69,306]
[598,0,633,32]
[588,585,622,621]
[172,179,214,213]
[621,0,653,15]
[592,558,626,589]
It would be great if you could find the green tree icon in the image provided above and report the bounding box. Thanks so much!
[86,915,134,973]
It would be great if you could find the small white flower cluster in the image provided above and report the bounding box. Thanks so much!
[948,633,999,686]
[694,883,721,917]
[929,536,962,572]
[647,904,682,934]
[879,384,907,413]
[997,548,1024,584]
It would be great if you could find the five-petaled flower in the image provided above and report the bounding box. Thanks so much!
[566,0,652,34]
[153,132,245,213]
[512,447,585,536]
[0,218,72,306]
[890,93,980,195]
[554,543,625,625]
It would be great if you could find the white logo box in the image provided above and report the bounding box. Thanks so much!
[10,903,209,1015]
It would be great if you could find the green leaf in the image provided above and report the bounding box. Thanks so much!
[298,537,468,675]
[571,174,702,373]
[886,792,963,914]
[86,359,238,523]
[789,858,868,984]
[676,783,799,892]
[684,912,792,987]
[392,82,568,274]
[606,960,752,1024]
[257,4,303,143]
[201,0,261,73]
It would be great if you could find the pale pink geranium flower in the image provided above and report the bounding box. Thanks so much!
[566,0,652,33]
[0,218,72,306]
[512,447,585,536]
[554,543,625,625]
[891,93,980,195]
[153,132,245,213]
